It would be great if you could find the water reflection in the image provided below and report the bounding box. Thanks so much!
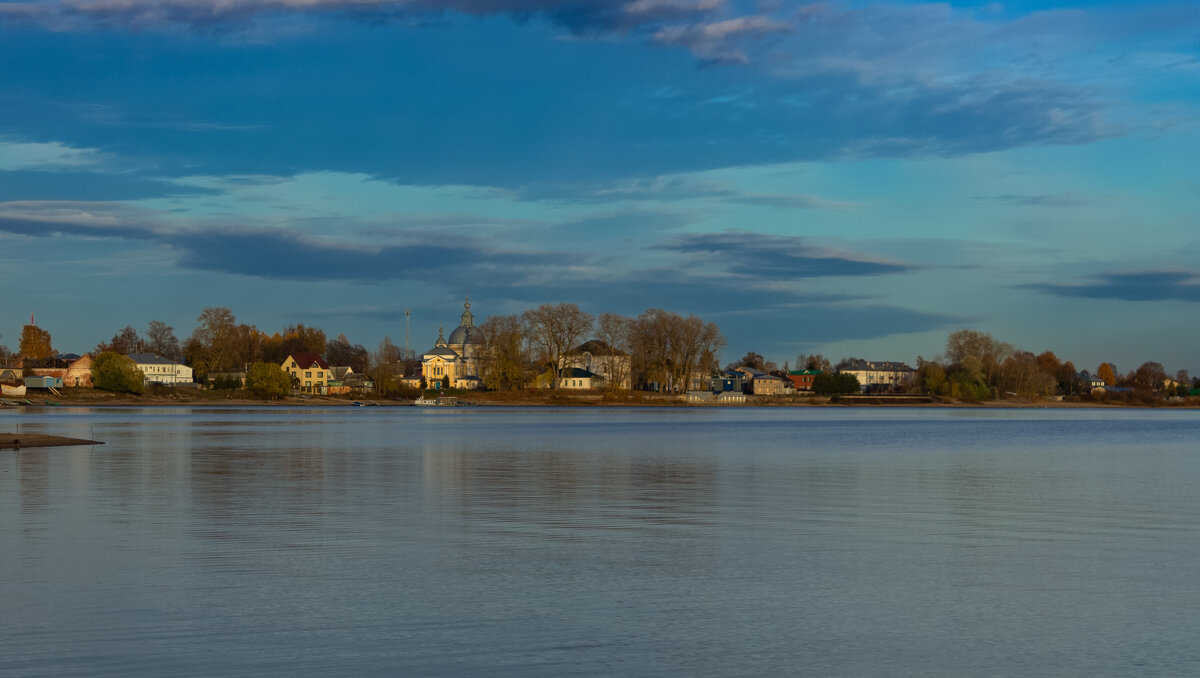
[2,407,1199,677]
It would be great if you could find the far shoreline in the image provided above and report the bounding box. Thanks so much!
[3,388,1197,410]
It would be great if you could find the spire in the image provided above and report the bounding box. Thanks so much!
[460,296,474,327]
[435,326,446,347]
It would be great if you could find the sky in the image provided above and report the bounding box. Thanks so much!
[1,0,1198,375]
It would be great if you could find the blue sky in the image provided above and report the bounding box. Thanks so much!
[1,0,1198,375]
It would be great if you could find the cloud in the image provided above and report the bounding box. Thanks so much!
[652,15,790,64]
[723,193,859,210]
[1024,271,1200,302]
[0,200,568,283]
[660,231,915,280]
[972,193,1094,208]
[0,138,106,171]
[0,0,723,34]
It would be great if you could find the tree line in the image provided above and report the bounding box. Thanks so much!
[477,304,725,393]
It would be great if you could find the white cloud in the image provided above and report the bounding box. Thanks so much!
[0,139,106,171]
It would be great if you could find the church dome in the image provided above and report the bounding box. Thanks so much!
[447,297,485,345]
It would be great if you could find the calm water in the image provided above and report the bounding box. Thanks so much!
[2,406,1199,677]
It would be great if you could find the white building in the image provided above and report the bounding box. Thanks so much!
[128,352,194,386]
[837,359,916,393]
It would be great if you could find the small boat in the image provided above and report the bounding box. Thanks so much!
[351,401,365,407]
[43,400,62,406]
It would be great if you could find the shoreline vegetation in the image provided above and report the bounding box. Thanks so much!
[3,387,1197,409]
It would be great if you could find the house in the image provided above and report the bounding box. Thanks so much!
[1078,371,1106,389]
[558,367,603,389]
[0,368,20,384]
[563,340,631,390]
[25,354,93,388]
[711,370,748,394]
[750,373,788,395]
[837,359,916,393]
[128,353,193,386]
[326,366,376,395]
[787,369,820,392]
[282,352,332,394]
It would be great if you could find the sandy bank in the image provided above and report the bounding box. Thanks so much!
[0,433,104,449]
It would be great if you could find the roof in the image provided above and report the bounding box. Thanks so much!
[127,352,182,366]
[287,352,330,370]
[788,369,821,376]
[753,373,786,381]
[423,346,460,359]
[559,367,601,379]
[839,359,914,372]
[571,340,627,356]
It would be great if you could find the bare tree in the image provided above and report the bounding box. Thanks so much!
[146,320,181,361]
[595,312,632,391]
[628,309,724,393]
[522,303,593,387]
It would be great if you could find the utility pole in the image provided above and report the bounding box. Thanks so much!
[404,309,410,358]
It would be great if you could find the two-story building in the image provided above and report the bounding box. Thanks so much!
[128,353,194,386]
[837,359,916,393]
[282,352,332,394]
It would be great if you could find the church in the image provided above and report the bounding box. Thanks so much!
[420,298,486,389]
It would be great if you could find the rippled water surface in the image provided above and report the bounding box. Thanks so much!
[3,406,1199,677]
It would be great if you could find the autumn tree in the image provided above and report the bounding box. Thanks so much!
[146,321,181,360]
[1097,362,1117,386]
[480,314,529,391]
[229,324,265,369]
[522,303,593,386]
[19,324,54,361]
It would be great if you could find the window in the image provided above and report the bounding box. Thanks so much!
[306,371,312,377]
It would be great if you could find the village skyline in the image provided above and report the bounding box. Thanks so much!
[2,1,1199,375]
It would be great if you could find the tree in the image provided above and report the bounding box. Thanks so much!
[326,334,370,372]
[728,352,770,372]
[146,320,181,360]
[1097,362,1117,386]
[188,307,237,377]
[479,314,529,391]
[796,353,832,372]
[945,329,1013,396]
[92,351,146,394]
[97,325,142,355]
[1131,362,1167,392]
[522,303,593,387]
[917,359,949,396]
[245,362,292,399]
[627,308,724,392]
[368,336,406,395]
[20,324,54,360]
[595,312,632,391]
[813,372,861,395]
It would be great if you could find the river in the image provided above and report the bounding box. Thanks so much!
[2,407,1198,676]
